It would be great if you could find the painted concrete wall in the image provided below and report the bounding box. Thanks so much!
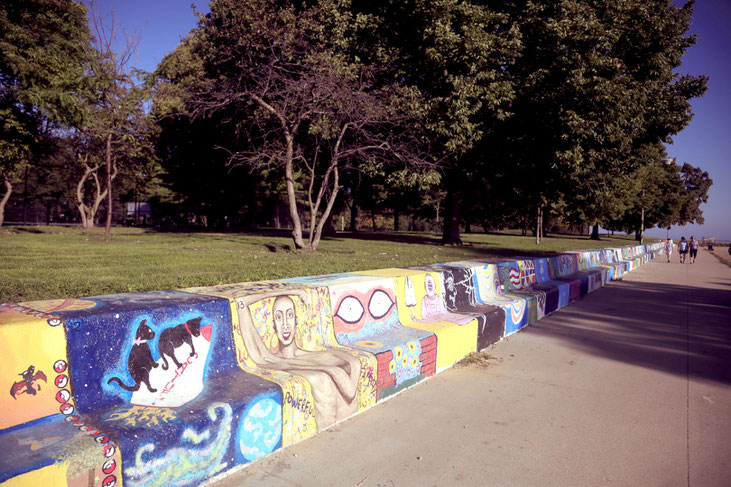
[0,243,664,486]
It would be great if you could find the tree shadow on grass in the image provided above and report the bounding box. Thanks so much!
[139,227,643,260]
[524,278,731,386]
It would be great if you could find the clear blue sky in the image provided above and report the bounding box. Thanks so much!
[647,0,731,242]
[91,0,730,241]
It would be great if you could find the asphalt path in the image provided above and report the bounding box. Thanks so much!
[209,248,731,487]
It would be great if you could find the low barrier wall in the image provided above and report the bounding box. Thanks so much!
[0,242,663,486]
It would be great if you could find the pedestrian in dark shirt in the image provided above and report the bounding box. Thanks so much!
[689,236,699,264]
[678,237,689,264]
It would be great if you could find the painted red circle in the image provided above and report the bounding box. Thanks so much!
[103,443,115,457]
[59,403,74,415]
[102,475,116,487]
[55,375,68,388]
[53,360,67,373]
[102,459,116,474]
[55,390,70,403]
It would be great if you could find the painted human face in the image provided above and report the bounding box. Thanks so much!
[272,296,296,347]
[424,274,436,297]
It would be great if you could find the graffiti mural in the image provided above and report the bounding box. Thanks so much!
[547,256,581,303]
[185,281,377,443]
[496,261,539,324]
[1,244,659,486]
[0,306,71,430]
[0,303,122,487]
[235,396,282,462]
[124,402,232,486]
[292,274,438,400]
[525,257,565,313]
[356,269,478,369]
[8,291,283,487]
[406,264,506,351]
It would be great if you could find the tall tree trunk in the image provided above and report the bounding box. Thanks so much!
[349,199,359,232]
[349,175,360,233]
[105,134,113,234]
[441,172,462,245]
[393,206,400,232]
[590,224,600,240]
[0,176,12,227]
[283,134,306,249]
[635,227,643,241]
[76,155,108,230]
[307,165,340,251]
[536,207,542,245]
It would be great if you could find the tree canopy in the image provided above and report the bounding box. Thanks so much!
[0,0,90,225]
[1,0,712,246]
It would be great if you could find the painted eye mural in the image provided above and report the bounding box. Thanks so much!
[335,296,365,326]
[329,281,435,401]
[368,289,394,320]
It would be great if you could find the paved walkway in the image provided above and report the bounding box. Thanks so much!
[210,249,731,487]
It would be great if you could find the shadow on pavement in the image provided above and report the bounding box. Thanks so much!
[527,278,731,386]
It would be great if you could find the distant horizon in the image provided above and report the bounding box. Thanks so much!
[645,228,730,243]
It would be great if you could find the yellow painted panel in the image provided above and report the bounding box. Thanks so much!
[358,270,477,369]
[0,306,71,430]
[3,463,67,486]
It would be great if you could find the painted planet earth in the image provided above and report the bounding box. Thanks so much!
[237,397,282,462]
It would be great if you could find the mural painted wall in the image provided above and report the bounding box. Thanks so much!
[457,262,530,336]
[357,269,479,369]
[1,291,285,487]
[1,244,660,486]
[404,264,506,351]
[288,274,437,400]
[0,301,123,487]
[184,281,377,445]
[532,257,571,310]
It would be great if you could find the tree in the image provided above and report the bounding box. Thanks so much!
[350,0,520,245]
[81,0,150,233]
[0,0,90,226]
[485,0,707,242]
[74,135,111,229]
[187,0,431,250]
[605,152,712,241]
[675,162,712,226]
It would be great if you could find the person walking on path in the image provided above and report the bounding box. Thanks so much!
[678,236,689,263]
[664,238,674,263]
[689,236,699,264]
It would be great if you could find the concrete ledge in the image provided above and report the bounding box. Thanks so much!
[0,243,663,486]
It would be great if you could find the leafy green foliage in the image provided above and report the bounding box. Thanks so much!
[0,0,90,224]
[484,0,708,237]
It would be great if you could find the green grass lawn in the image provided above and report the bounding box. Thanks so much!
[0,225,652,303]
